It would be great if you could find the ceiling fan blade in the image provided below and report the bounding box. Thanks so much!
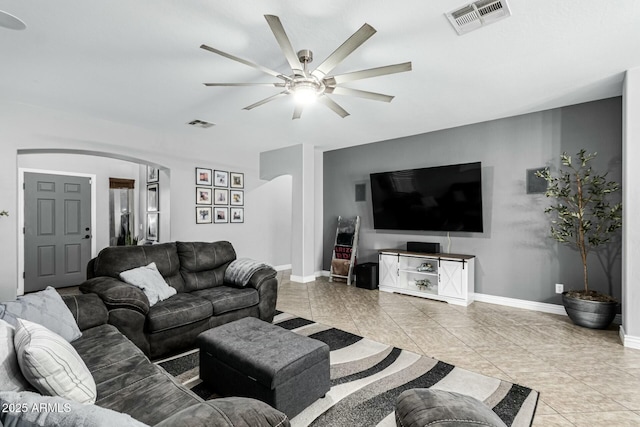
[325,62,412,85]
[242,91,289,110]
[292,104,303,120]
[325,86,394,102]
[318,95,350,118]
[311,23,376,80]
[200,44,290,81]
[264,15,304,76]
[203,82,286,87]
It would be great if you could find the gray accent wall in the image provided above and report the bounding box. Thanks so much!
[323,97,622,304]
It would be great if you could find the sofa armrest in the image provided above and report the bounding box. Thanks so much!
[153,397,290,427]
[80,276,150,316]
[246,268,278,323]
[80,276,152,356]
[62,294,108,331]
[246,267,277,291]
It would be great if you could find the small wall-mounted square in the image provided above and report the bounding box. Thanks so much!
[355,183,366,202]
[526,168,548,194]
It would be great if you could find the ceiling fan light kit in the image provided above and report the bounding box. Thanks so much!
[201,15,412,119]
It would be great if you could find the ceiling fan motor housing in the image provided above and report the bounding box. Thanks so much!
[297,49,313,64]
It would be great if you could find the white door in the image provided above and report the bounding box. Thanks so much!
[438,260,465,299]
[24,172,92,292]
[379,253,398,287]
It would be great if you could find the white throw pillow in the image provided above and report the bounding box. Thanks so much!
[119,262,177,306]
[0,286,82,342]
[0,319,31,392]
[14,318,96,404]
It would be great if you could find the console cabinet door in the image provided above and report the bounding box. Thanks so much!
[379,253,398,288]
[438,260,466,299]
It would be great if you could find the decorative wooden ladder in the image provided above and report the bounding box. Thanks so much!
[329,216,360,285]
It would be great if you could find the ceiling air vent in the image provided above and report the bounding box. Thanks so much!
[187,119,215,128]
[446,0,511,35]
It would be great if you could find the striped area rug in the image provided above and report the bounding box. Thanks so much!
[156,312,538,427]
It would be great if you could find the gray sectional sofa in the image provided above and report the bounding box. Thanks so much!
[79,241,278,358]
[1,293,289,427]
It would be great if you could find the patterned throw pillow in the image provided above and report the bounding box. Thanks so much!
[0,286,82,342]
[14,318,97,404]
[0,319,31,392]
[120,262,177,306]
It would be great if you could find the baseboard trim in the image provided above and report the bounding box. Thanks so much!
[289,274,316,283]
[474,293,567,315]
[319,270,331,277]
[619,325,640,349]
[474,293,622,325]
[273,264,292,272]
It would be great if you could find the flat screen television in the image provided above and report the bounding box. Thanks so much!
[370,162,483,232]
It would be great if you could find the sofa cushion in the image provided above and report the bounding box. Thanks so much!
[14,319,97,404]
[71,324,156,397]
[146,293,213,333]
[0,286,82,342]
[92,242,186,293]
[0,319,31,392]
[71,323,202,425]
[177,241,236,291]
[192,286,259,315]
[154,397,290,427]
[120,262,177,306]
[0,391,148,427]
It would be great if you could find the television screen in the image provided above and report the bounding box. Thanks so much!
[370,162,483,232]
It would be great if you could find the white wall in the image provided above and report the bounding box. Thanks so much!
[622,68,640,346]
[260,144,316,281]
[0,101,291,301]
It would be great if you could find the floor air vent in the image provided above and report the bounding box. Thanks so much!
[187,119,215,128]
[446,0,511,35]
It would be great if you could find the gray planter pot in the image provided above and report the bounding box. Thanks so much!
[562,292,617,329]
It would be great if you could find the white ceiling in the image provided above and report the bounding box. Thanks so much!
[2,0,639,153]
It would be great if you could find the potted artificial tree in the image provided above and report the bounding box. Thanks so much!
[537,149,622,329]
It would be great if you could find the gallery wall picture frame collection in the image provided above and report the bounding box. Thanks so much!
[146,166,160,241]
[195,167,244,224]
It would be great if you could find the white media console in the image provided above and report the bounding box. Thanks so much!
[378,249,475,306]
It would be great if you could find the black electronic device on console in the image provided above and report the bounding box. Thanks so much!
[407,241,440,254]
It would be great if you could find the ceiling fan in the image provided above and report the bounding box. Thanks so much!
[200,15,412,119]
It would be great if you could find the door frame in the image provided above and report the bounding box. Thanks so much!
[18,168,97,296]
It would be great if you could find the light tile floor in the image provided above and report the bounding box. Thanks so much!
[275,272,640,426]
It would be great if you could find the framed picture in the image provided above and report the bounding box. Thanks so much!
[214,188,228,205]
[526,167,548,194]
[196,167,212,186]
[230,207,244,223]
[230,190,244,206]
[147,166,159,183]
[147,184,159,212]
[214,170,229,187]
[196,207,212,224]
[196,187,212,205]
[147,213,159,241]
[214,207,228,223]
[230,172,244,188]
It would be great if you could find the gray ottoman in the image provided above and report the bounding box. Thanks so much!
[395,389,507,427]
[197,317,330,418]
